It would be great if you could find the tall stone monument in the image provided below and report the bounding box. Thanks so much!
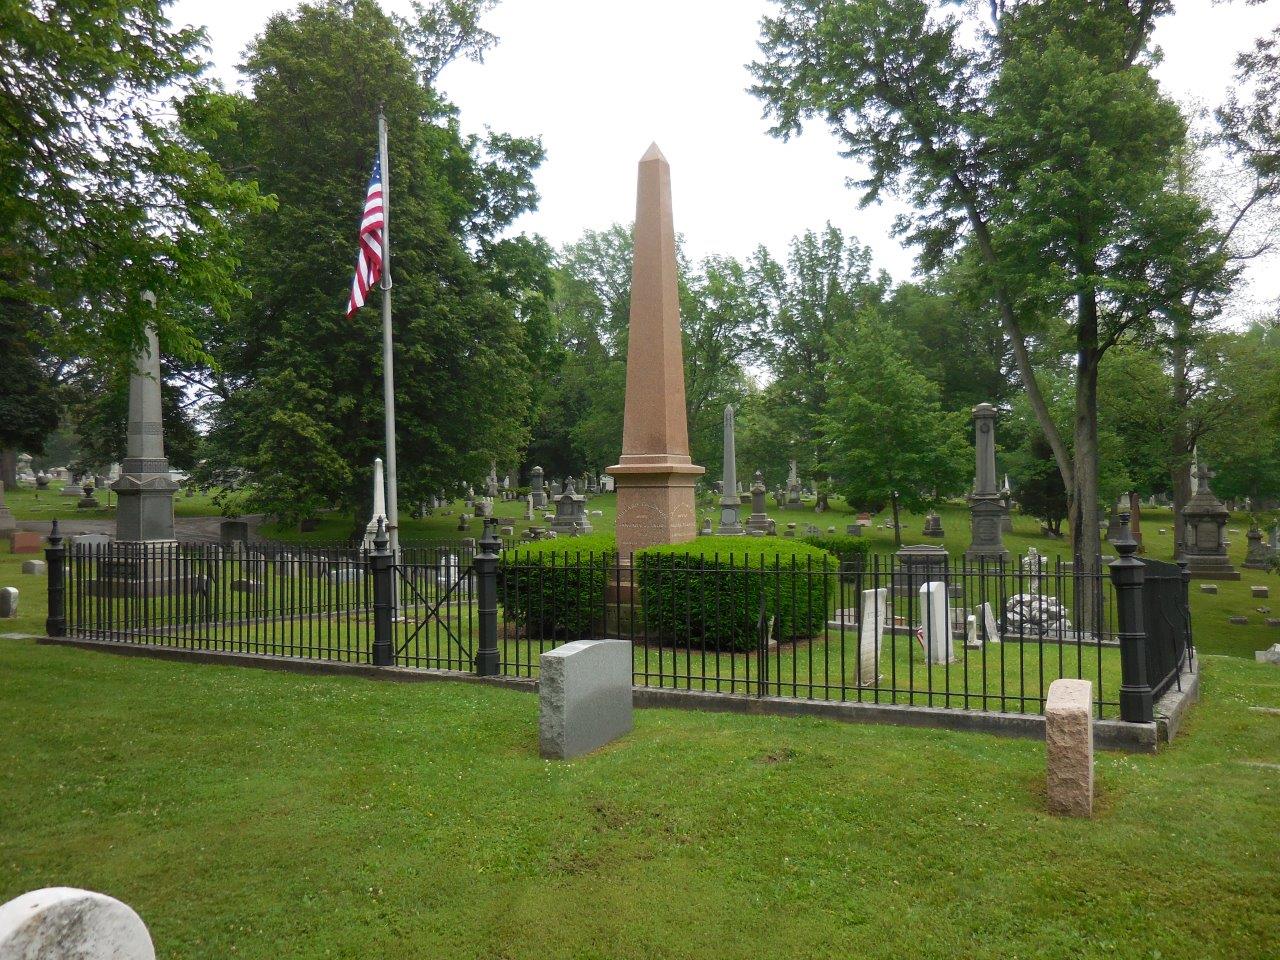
[111,298,177,543]
[717,404,743,535]
[607,144,703,556]
[530,465,547,509]
[965,403,1009,561]
[746,470,773,535]
[93,295,183,596]
[1181,460,1239,580]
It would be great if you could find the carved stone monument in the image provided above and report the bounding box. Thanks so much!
[94,297,184,596]
[0,481,15,539]
[1181,461,1239,580]
[111,308,177,542]
[607,144,703,556]
[531,466,547,509]
[746,470,773,535]
[785,459,802,509]
[550,478,593,537]
[717,404,744,535]
[965,403,1009,561]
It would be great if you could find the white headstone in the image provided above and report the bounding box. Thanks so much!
[965,613,981,648]
[0,587,16,619]
[858,588,887,685]
[539,639,633,759]
[918,581,954,663]
[0,888,155,960]
[982,601,1002,645]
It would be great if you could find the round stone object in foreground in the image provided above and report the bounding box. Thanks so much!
[0,887,155,960]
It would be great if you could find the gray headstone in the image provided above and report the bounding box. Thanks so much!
[0,587,17,618]
[21,560,45,575]
[0,887,155,960]
[539,639,633,760]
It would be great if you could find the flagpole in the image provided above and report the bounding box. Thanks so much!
[377,107,400,565]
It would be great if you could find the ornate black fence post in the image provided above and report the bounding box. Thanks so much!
[370,519,394,666]
[473,518,501,676]
[1109,512,1153,723]
[45,519,66,638]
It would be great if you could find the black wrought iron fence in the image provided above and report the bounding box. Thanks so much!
[45,518,1192,724]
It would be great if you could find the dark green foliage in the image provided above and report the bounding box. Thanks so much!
[498,534,616,640]
[635,538,836,652]
[195,0,548,526]
[798,534,870,581]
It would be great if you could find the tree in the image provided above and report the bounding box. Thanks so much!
[751,0,1229,577]
[1202,321,1280,506]
[821,314,969,546]
[1011,435,1069,537]
[195,0,548,528]
[1,0,266,361]
[0,301,61,486]
[748,225,887,477]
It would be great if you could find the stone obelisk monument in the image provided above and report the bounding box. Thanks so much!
[717,404,743,535]
[112,297,178,542]
[964,402,1009,561]
[94,293,182,595]
[607,144,704,557]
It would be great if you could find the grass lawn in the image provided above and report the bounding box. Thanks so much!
[0,636,1276,959]
[4,484,224,523]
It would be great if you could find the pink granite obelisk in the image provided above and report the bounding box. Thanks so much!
[608,144,704,558]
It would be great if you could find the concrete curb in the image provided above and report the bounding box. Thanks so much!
[36,635,1197,752]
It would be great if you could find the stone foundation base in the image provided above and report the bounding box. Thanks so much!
[608,463,702,558]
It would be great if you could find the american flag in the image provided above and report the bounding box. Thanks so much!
[346,157,385,317]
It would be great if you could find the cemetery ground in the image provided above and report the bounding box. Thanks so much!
[0,634,1276,960]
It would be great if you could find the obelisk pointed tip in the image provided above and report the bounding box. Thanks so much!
[640,142,666,163]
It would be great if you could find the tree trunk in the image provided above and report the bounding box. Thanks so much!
[891,491,902,548]
[1072,291,1103,630]
[1169,337,1192,556]
[0,449,15,491]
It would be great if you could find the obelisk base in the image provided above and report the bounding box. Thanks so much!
[965,496,1010,562]
[609,463,703,559]
[87,541,193,598]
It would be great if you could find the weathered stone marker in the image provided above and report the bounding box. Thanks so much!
[1045,678,1093,817]
[858,587,887,685]
[0,887,155,960]
[0,587,16,619]
[918,581,954,663]
[20,560,45,575]
[539,639,633,760]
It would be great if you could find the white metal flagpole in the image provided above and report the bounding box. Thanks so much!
[377,107,400,566]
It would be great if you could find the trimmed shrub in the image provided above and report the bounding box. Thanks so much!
[635,537,837,651]
[498,534,617,640]
[799,534,871,581]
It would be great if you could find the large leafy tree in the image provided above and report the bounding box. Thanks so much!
[748,225,888,477]
[0,0,265,360]
[821,313,969,546]
[752,0,1228,574]
[196,0,548,527]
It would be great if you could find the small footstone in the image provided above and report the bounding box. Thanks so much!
[0,588,16,619]
[1252,585,1270,599]
[1200,584,1219,594]
[1229,616,1248,625]
[0,887,155,960]
[1045,678,1093,818]
[1267,619,1280,628]
[20,560,45,575]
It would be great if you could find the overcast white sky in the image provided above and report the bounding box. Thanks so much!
[173,0,1279,315]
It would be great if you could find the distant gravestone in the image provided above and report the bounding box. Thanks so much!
[21,560,45,575]
[918,582,954,664]
[539,639,633,759]
[0,587,17,618]
[220,520,250,545]
[0,888,155,960]
[858,587,887,686]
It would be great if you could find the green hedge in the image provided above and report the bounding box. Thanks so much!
[798,534,871,581]
[498,534,617,640]
[635,537,837,651]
